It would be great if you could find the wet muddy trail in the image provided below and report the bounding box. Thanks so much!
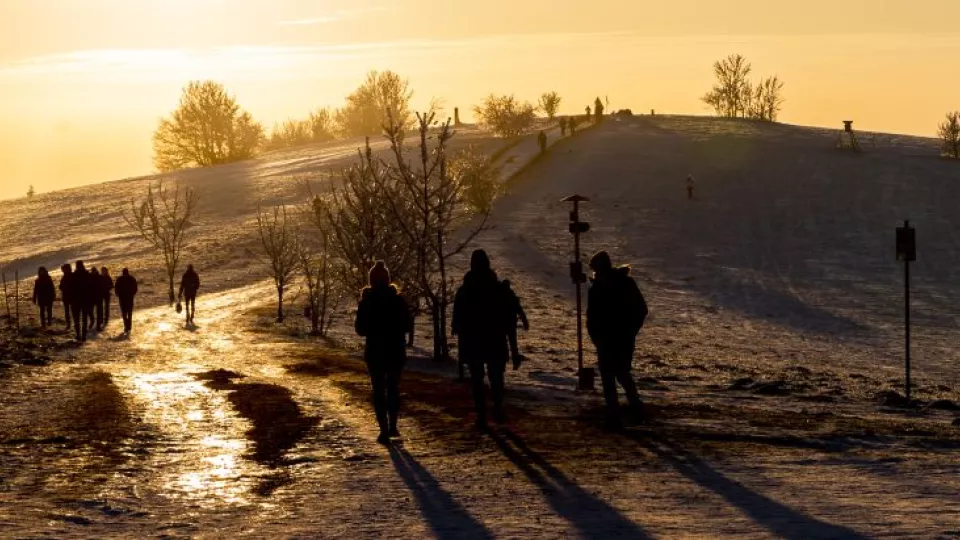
[1,283,959,538]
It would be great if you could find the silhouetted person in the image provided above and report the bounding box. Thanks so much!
[594,97,604,121]
[72,261,93,342]
[114,268,138,334]
[32,267,55,328]
[586,251,648,429]
[178,264,200,324]
[501,280,529,370]
[686,175,696,200]
[355,261,413,445]
[90,267,102,331]
[559,117,568,136]
[538,130,547,153]
[99,267,114,329]
[585,105,591,119]
[453,249,510,428]
[59,264,73,328]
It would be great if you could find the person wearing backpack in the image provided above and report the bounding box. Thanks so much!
[586,250,649,429]
[114,268,139,335]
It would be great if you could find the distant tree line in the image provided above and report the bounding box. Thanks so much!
[702,54,785,122]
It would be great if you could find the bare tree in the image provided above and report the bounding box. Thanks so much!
[152,81,264,172]
[938,111,960,159]
[382,112,499,360]
[336,71,413,137]
[474,94,537,137]
[298,188,343,336]
[539,91,562,120]
[308,107,337,142]
[749,76,785,121]
[256,205,300,323]
[123,181,198,303]
[702,54,753,118]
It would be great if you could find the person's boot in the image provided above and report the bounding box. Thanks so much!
[376,431,390,445]
[493,408,507,424]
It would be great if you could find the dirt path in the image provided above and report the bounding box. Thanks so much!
[1,282,958,538]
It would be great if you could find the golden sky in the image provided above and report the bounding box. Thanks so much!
[2,0,960,199]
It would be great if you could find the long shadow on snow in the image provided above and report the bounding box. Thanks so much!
[388,446,495,540]
[624,433,869,540]
[490,429,653,539]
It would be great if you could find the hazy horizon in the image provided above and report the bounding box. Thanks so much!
[4,0,960,200]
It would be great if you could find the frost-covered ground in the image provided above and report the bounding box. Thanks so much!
[1,117,959,538]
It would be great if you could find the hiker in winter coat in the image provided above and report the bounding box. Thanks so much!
[99,267,114,329]
[501,279,529,370]
[32,267,56,328]
[71,261,93,342]
[586,250,648,428]
[59,264,73,328]
[178,265,200,323]
[355,261,413,445]
[89,267,102,331]
[114,268,138,334]
[452,249,511,429]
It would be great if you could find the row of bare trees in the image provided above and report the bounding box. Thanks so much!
[702,54,785,122]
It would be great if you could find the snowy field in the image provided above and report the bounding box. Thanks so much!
[1,116,959,537]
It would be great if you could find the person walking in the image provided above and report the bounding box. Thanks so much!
[452,249,511,429]
[99,267,114,329]
[355,261,413,445]
[500,279,529,370]
[178,264,200,324]
[32,267,56,328]
[586,251,649,429]
[71,261,93,342]
[59,264,73,329]
[114,268,138,335]
[90,267,102,331]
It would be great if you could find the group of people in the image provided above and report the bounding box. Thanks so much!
[355,247,648,444]
[31,262,139,340]
[30,262,203,341]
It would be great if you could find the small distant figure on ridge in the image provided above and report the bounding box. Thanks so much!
[99,266,114,330]
[686,175,696,200]
[586,251,649,430]
[178,264,201,325]
[594,97,604,122]
[115,268,139,335]
[355,261,413,445]
[585,105,591,119]
[559,117,568,136]
[501,279,529,371]
[32,267,55,328]
[59,264,73,329]
[538,130,547,154]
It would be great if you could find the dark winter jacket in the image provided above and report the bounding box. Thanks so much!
[179,268,200,298]
[59,271,73,304]
[586,266,648,349]
[452,269,510,365]
[502,282,528,330]
[355,284,412,366]
[72,267,95,308]
[33,273,55,306]
[99,272,114,300]
[115,274,139,303]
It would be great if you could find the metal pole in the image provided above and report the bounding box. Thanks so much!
[905,256,911,403]
[573,200,584,373]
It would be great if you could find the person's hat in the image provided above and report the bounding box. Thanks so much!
[589,251,612,271]
[470,249,491,272]
[369,261,391,287]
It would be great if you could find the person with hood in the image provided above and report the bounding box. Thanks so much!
[59,264,73,328]
[114,268,138,335]
[452,249,511,429]
[99,267,114,330]
[32,267,56,328]
[586,250,648,429]
[178,264,200,324]
[89,267,102,331]
[71,261,92,342]
[355,261,413,445]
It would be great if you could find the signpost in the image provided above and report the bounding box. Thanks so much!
[896,220,916,402]
[563,194,594,391]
